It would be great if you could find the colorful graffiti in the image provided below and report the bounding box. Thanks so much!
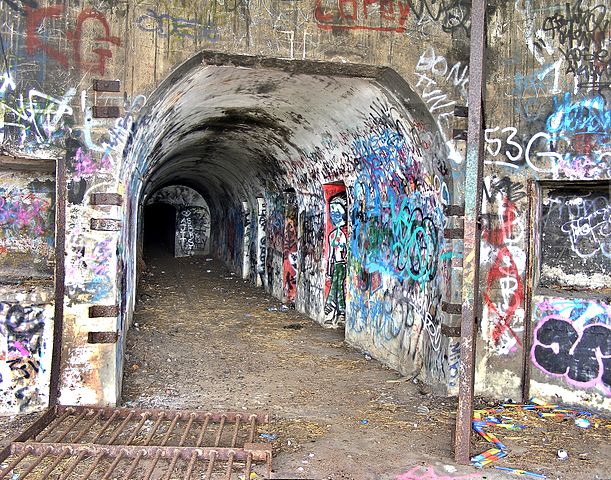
[0,72,75,149]
[283,192,298,306]
[481,176,526,356]
[323,185,347,326]
[532,298,610,396]
[0,301,53,412]
[136,8,220,42]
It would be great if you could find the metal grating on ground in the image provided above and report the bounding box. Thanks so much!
[0,405,272,479]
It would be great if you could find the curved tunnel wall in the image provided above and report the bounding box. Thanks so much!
[120,57,457,394]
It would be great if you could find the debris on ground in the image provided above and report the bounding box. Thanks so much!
[470,397,611,478]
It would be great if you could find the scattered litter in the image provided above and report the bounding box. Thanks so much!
[297,466,304,472]
[417,405,430,414]
[239,473,258,480]
[308,453,315,458]
[360,419,369,425]
[364,353,372,360]
[206,270,211,273]
[279,304,289,312]
[283,323,303,330]
[471,397,601,471]
[471,447,508,468]
[443,465,457,473]
[574,418,590,429]
[259,433,277,441]
[206,258,213,261]
[495,466,547,478]
[267,307,278,311]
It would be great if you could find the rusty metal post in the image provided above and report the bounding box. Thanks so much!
[50,156,66,406]
[454,0,487,464]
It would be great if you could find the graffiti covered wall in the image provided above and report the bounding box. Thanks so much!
[0,0,607,413]
[476,0,611,410]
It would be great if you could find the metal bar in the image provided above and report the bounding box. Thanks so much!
[123,450,145,480]
[9,443,270,462]
[185,414,212,479]
[20,406,61,442]
[205,451,218,479]
[50,156,66,406]
[521,180,538,403]
[214,415,227,447]
[162,450,181,480]
[57,450,87,480]
[143,450,162,480]
[225,452,235,480]
[143,412,166,445]
[100,450,125,480]
[106,412,135,445]
[14,446,50,479]
[455,0,487,464]
[230,415,242,448]
[0,448,31,478]
[196,414,212,447]
[72,410,104,443]
[55,405,268,424]
[247,415,257,443]
[55,409,88,443]
[179,413,196,446]
[125,412,151,445]
[92,411,120,443]
[81,452,105,480]
[245,453,253,480]
[184,452,199,480]
[160,413,180,446]
[38,448,70,478]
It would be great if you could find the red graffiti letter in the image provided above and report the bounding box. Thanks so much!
[69,9,121,76]
[25,6,69,67]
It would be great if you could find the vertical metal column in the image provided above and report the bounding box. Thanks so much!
[50,156,67,406]
[454,0,487,464]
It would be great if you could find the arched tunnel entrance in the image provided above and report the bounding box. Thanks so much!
[121,53,458,423]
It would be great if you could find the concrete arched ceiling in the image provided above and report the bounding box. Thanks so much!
[125,54,449,210]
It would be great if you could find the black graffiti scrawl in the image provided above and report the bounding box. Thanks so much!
[532,314,610,396]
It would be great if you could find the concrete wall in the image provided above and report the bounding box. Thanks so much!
[0,0,608,413]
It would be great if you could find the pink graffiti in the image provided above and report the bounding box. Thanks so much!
[396,466,481,480]
[12,341,30,357]
[74,148,112,179]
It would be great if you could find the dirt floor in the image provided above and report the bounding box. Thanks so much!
[1,250,610,479]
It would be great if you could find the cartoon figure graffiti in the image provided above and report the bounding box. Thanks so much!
[324,194,347,326]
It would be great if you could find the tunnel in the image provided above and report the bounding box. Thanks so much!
[119,52,457,397]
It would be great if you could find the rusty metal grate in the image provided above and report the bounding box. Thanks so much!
[0,405,272,479]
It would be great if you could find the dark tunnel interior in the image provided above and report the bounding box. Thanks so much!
[143,203,177,256]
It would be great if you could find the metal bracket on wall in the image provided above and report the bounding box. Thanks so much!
[90,218,121,231]
[89,305,119,318]
[92,106,121,118]
[90,193,123,206]
[87,331,119,344]
[93,79,121,92]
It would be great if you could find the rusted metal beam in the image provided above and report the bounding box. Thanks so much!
[55,405,269,424]
[10,442,271,462]
[455,0,487,464]
[50,157,66,406]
